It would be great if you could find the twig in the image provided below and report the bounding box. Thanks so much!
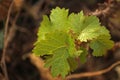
[90,7,110,16]
[66,61,120,80]
[88,0,116,16]
[0,1,14,80]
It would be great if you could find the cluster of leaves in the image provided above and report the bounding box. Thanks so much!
[33,7,114,78]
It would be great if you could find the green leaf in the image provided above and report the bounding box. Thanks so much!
[69,13,110,42]
[78,26,110,42]
[37,15,52,40]
[77,16,106,42]
[68,11,85,33]
[79,47,88,63]
[68,57,78,72]
[37,7,70,41]
[45,48,70,78]
[50,7,69,30]
[33,31,71,56]
[33,31,77,77]
[90,36,114,56]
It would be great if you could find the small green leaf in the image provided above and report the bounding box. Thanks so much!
[90,36,114,56]
[68,11,85,33]
[68,57,78,72]
[33,31,71,56]
[33,30,77,77]
[50,7,69,30]
[68,12,111,42]
[77,16,104,42]
[45,48,70,78]
[37,15,52,40]
[78,26,110,42]
[79,47,88,63]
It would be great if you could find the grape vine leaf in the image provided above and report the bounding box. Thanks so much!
[45,48,70,78]
[78,26,110,42]
[69,12,110,42]
[68,11,85,34]
[33,31,77,77]
[50,7,69,30]
[68,57,78,72]
[33,31,76,56]
[90,35,114,56]
[37,15,52,41]
[37,7,70,42]
[79,47,88,63]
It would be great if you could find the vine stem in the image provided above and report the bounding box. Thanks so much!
[0,1,14,80]
[66,61,120,80]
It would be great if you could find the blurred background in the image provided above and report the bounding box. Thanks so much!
[0,0,120,80]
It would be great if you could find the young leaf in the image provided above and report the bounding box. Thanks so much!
[90,36,114,56]
[33,31,75,56]
[68,11,85,33]
[79,47,88,63]
[68,57,78,72]
[33,29,77,77]
[37,7,70,42]
[37,15,52,41]
[50,7,69,30]
[78,26,110,42]
[45,48,70,78]
[77,16,106,42]
[69,13,110,42]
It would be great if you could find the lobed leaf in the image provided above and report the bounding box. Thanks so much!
[50,7,69,30]
[37,16,52,41]
[90,36,114,56]
[78,26,110,42]
[33,31,76,56]
[33,31,77,77]
[79,47,88,63]
[68,11,85,33]
[45,48,70,78]
[68,57,78,72]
